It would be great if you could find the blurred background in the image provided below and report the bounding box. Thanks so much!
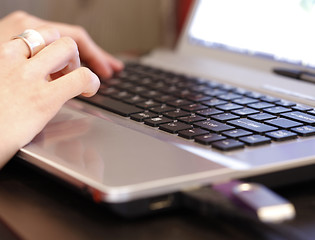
[0,0,193,56]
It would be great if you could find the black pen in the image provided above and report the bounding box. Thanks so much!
[273,67,315,83]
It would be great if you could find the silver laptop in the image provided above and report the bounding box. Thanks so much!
[18,0,315,216]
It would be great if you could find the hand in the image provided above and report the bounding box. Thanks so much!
[0,26,100,167]
[0,11,124,78]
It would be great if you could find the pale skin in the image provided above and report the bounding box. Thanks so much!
[0,11,124,167]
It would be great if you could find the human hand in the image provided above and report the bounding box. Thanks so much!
[0,27,100,167]
[0,11,124,78]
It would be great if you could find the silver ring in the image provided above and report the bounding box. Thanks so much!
[12,29,45,58]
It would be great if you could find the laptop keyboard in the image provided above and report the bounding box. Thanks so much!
[79,62,315,151]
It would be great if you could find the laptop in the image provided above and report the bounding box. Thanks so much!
[17,0,315,217]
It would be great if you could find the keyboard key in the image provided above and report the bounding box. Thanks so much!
[178,128,209,139]
[82,95,143,117]
[276,100,296,107]
[123,95,147,104]
[159,122,192,134]
[144,117,173,127]
[291,125,315,136]
[216,103,243,111]
[280,111,315,125]
[232,97,259,105]
[136,100,161,109]
[239,135,271,146]
[227,119,278,133]
[167,99,193,107]
[222,129,253,138]
[178,115,206,124]
[260,96,280,103]
[211,113,240,122]
[264,118,303,129]
[180,103,208,112]
[247,102,275,110]
[196,108,223,117]
[194,120,235,132]
[232,108,259,117]
[248,113,277,122]
[149,105,175,114]
[195,133,226,145]
[130,112,158,122]
[202,98,227,107]
[292,105,313,112]
[164,109,191,119]
[217,93,242,101]
[265,130,297,141]
[212,139,245,151]
[263,106,291,115]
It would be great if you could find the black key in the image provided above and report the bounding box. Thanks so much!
[247,102,275,110]
[217,93,242,101]
[178,128,209,139]
[81,95,143,117]
[227,119,278,133]
[281,111,315,125]
[111,91,134,100]
[123,95,147,104]
[248,113,277,122]
[276,100,296,107]
[307,110,315,116]
[144,117,173,127]
[136,100,161,109]
[232,97,259,105]
[203,89,226,97]
[216,103,243,111]
[167,99,193,107]
[232,108,259,117]
[185,93,212,102]
[178,115,207,124]
[130,112,158,122]
[194,120,235,132]
[159,122,192,134]
[181,103,208,112]
[212,139,245,151]
[222,129,252,138]
[164,109,191,119]
[292,105,313,112]
[140,90,163,99]
[211,113,240,122]
[291,125,315,136]
[196,108,223,117]
[260,96,280,103]
[245,92,265,99]
[264,118,303,129]
[263,106,291,115]
[195,133,226,145]
[239,135,271,146]
[150,105,175,114]
[154,95,176,103]
[98,86,119,96]
[202,98,227,107]
[265,130,297,141]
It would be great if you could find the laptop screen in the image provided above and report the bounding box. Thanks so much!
[188,0,315,69]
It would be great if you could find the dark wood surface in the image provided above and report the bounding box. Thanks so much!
[0,158,315,240]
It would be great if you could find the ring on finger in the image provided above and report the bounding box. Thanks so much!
[12,29,46,58]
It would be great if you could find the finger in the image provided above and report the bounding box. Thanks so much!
[48,67,100,104]
[47,22,124,77]
[9,26,60,59]
[30,37,80,78]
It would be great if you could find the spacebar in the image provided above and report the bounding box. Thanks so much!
[79,95,143,117]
